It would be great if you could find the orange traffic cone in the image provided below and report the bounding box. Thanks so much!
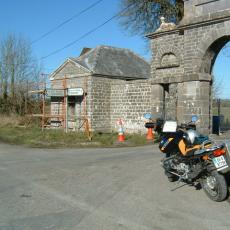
[118,127,125,142]
[146,128,154,140]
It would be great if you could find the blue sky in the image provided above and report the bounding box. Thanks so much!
[0,0,148,71]
[213,48,230,99]
[0,0,229,98]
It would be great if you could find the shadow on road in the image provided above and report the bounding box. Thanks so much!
[170,182,202,192]
[225,172,230,203]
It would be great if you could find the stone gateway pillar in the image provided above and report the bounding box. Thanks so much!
[147,0,230,134]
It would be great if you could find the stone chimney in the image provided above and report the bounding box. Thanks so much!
[79,47,91,56]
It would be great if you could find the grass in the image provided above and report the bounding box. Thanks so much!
[0,115,150,148]
[0,126,150,148]
[0,126,92,148]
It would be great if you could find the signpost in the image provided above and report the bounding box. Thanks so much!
[68,88,84,96]
[46,89,64,97]
[46,88,84,97]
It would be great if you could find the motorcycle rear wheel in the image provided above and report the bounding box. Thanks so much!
[200,170,228,202]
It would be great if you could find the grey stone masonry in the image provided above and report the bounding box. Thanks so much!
[182,0,230,25]
[147,0,230,134]
[111,80,154,133]
[90,77,111,132]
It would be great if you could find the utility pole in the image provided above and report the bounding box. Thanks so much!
[40,73,48,131]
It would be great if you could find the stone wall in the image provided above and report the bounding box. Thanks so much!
[89,77,155,133]
[151,33,184,84]
[110,80,154,133]
[90,77,111,132]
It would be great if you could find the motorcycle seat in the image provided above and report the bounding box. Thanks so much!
[184,148,203,157]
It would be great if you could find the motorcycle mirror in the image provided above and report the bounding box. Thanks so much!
[144,113,153,120]
[191,115,198,122]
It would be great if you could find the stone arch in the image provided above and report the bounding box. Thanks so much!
[187,24,230,133]
[155,46,181,69]
[196,23,230,75]
[148,0,230,134]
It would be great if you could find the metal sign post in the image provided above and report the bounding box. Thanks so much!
[66,91,68,133]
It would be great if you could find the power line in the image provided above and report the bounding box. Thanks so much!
[40,2,136,60]
[31,0,104,45]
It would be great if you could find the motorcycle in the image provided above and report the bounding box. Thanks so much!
[156,116,230,202]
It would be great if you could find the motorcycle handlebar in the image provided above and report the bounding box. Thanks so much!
[151,119,197,133]
[178,122,196,130]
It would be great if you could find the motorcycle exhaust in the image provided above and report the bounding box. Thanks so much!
[167,171,180,177]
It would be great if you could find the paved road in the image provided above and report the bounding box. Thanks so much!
[0,143,230,230]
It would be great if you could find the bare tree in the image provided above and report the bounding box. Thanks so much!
[0,34,42,114]
[212,74,223,99]
[119,0,184,36]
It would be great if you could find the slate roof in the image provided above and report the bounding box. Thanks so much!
[68,45,150,80]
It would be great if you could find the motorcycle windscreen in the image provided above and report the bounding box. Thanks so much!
[162,121,177,133]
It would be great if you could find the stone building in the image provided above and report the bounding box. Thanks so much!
[147,0,230,134]
[49,45,152,133]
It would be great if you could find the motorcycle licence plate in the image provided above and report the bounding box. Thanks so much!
[212,156,229,171]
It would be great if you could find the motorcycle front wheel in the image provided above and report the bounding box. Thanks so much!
[200,170,228,202]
